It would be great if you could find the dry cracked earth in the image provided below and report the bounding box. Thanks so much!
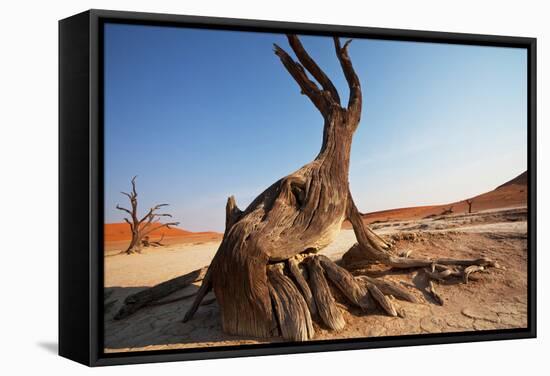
[104,207,528,353]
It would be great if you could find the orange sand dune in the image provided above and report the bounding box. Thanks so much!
[350,171,528,225]
[104,223,220,242]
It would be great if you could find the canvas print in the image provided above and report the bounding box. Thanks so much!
[103,23,528,353]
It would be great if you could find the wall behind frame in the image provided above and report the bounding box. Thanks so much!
[0,0,547,375]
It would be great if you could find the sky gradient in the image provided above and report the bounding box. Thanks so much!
[104,23,527,232]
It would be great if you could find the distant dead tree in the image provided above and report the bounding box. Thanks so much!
[466,199,474,214]
[441,206,454,215]
[116,176,179,254]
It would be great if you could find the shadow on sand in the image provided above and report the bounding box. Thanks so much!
[103,285,270,352]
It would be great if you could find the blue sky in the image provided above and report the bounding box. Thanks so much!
[104,23,527,232]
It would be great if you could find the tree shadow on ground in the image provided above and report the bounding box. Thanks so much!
[103,286,271,352]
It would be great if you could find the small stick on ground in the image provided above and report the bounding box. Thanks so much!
[427,280,444,306]
[425,267,454,281]
[463,265,485,284]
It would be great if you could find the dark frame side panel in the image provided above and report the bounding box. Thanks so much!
[58,9,537,367]
[59,10,92,365]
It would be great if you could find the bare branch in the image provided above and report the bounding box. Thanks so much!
[274,43,331,116]
[130,176,138,197]
[139,212,170,232]
[287,35,340,105]
[116,204,133,216]
[120,191,132,200]
[123,217,134,232]
[334,37,361,113]
[138,204,170,224]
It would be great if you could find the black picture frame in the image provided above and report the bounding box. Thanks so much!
[59,9,537,367]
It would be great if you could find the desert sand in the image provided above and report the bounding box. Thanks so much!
[103,172,528,353]
[104,224,222,254]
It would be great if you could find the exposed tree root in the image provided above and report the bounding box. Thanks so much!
[112,241,495,341]
[268,263,314,341]
[366,281,398,316]
[357,275,418,303]
[111,207,495,339]
[307,256,346,331]
[345,190,496,272]
[287,257,317,315]
[317,255,369,311]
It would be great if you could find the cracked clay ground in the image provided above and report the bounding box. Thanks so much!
[104,207,528,352]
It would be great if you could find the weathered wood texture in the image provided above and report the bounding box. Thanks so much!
[358,276,418,303]
[268,264,314,341]
[307,256,346,330]
[287,257,317,315]
[183,35,364,338]
[366,282,398,317]
[317,255,369,311]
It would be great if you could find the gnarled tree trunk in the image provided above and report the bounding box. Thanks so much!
[180,35,493,340]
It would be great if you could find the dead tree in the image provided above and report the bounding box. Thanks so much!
[466,199,474,213]
[176,35,495,340]
[116,176,179,254]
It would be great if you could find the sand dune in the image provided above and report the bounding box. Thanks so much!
[352,170,527,225]
[496,170,527,189]
[104,223,222,253]
[105,223,192,241]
